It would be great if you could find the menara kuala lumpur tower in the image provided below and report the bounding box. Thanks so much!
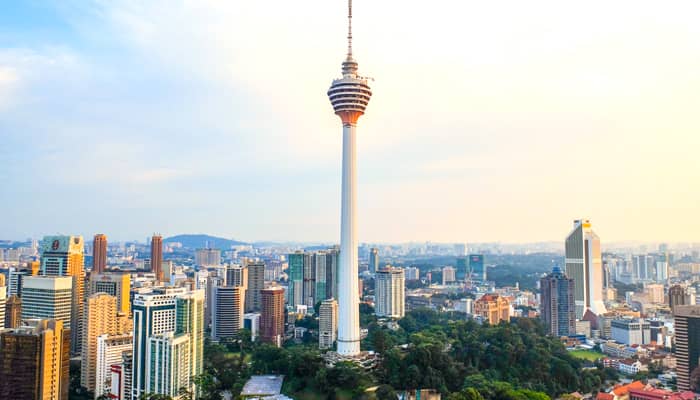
[327,0,372,356]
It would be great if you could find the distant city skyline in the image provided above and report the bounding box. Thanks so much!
[2,1,700,243]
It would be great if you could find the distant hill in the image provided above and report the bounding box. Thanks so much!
[164,234,248,249]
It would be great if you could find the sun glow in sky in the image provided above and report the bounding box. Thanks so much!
[1,1,699,243]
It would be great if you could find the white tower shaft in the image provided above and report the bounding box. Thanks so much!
[337,122,360,355]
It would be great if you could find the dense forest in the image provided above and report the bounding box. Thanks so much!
[194,308,614,400]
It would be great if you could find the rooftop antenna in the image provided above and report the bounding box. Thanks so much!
[347,0,353,59]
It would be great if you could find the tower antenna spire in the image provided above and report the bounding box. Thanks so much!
[347,0,353,58]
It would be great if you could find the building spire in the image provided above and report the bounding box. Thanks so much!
[347,0,353,59]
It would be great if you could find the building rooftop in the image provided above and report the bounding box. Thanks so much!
[241,375,285,397]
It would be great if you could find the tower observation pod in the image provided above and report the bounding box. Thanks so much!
[327,0,372,357]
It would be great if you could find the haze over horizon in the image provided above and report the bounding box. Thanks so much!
[2,1,699,243]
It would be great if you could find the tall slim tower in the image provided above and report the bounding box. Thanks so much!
[150,235,163,282]
[328,0,372,357]
[565,219,607,319]
[93,233,108,273]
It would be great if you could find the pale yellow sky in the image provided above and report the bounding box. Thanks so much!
[1,0,699,243]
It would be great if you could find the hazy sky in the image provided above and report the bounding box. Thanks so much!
[1,1,699,243]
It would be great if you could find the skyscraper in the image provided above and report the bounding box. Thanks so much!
[0,274,6,330]
[150,235,163,282]
[369,248,379,274]
[21,276,73,329]
[195,248,221,267]
[95,333,132,399]
[260,287,285,347]
[211,286,244,341]
[287,252,307,308]
[442,266,456,285]
[0,319,70,400]
[246,261,265,312]
[375,268,405,319]
[469,254,485,282]
[5,295,21,329]
[670,285,690,314]
[539,266,576,337]
[319,298,338,350]
[40,235,85,354]
[89,272,131,315]
[565,219,607,319]
[92,233,108,274]
[674,305,700,391]
[328,0,372,357]
[226,264,248,288]
[81,293,120,393]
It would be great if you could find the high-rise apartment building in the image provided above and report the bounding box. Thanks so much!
[565,219,607,319]
[405,267,420,281]
[645,284,665,304]
[89,272,131,315]
[260,287,285,347]
[539,266,576,337]
[5,294,21,329]
[0,319,70,400]
[81,293,120,393]
[150,235,163,282]
[40,235,85,354]
[211,286,244,340]
[195,248,221,267]
[95,333,132,399]
[375,268,405,319]
[246,261,265,312]
[21,275,73,328]
[92,234,108,274]
[474,294,511,325]
[319,298,338,349]
[674,306,700,391]
[369,248,379,274]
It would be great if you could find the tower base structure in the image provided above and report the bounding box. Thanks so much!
[323,350,378,371]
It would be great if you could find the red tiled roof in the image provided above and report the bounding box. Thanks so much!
[612,381,645,396]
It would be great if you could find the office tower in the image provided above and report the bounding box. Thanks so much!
[175,290,205,391]
[131,288,203,400]
[469,254,485,281]
[211,286,244,340]
[95,334,132,399]
[89,272,131,315]
[670,285,690,313]
[0,274,5,330]
[565,219,607,319]
[5,294,21,329]
[260,287,285,347]
[656,258,669,282]
[226,264,248,288]
[195,248,221,267]
[246,261,265,312]
[81,293,120,393]
[369,248,379,274]
[315,252,329,304]
[40,235,85,354]
[325,248,339,300]
[539,266,576,337]
[150,235,163,282]
[92,234,108,273]
[442,266,456,285]
[456,257,467,281]
[674,306,700,391]
[21,275,73,328]
[287,252,307,307]
[319,298,338,349]
[244,313,260,341]
[375,268,405,319]
[0,319,70,400]
[205,275,224,330]
[611,318,651,345]
[328,0,372,357]
[474,294,511,325]
[131,290,177,399]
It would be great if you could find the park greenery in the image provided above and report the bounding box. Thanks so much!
[194,307,617,400]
